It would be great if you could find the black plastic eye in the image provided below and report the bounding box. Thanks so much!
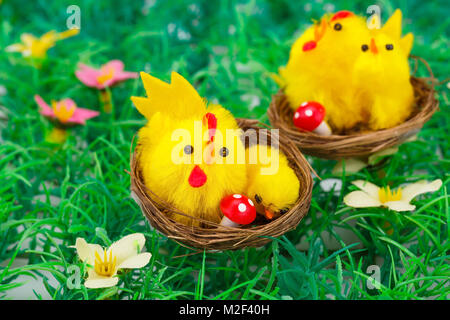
[254,194,262,204]
[386,44,394,50]
[219,147,229,157]
[279,208,289,214]
[361,44,369,52]
[334,23,342,31]
[184,145,193,155]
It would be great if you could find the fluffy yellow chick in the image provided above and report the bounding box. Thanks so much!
[279,11,371,131]
[245,144,300,220]
[352,9,414,130]
[132,72,247,227]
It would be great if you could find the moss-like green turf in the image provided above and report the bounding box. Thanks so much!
[0,0,448,300]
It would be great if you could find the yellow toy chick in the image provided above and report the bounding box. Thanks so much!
[132,72,248,227]
[279,9,415,132]
[279,10,371,131]
[245,144,300,220]
[352,9,414,130]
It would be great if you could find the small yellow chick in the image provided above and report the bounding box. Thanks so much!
[132,72,247,227]
[352,9,414,130]
[245,144,300,220]
[280,11,371,130]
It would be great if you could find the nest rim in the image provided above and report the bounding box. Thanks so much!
[267,55,440,160]
[130,118,313,251]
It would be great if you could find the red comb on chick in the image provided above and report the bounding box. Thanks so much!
[203,112,217,142]
[330,10,354,21]
[303,41,317,51]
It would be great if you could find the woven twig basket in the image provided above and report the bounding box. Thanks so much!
[130,119,313,251]
[267,56,439,160]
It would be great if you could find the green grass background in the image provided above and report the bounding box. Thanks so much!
[0,0,448,300]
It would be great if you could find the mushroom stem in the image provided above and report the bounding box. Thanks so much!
[220,216,238,227]
[313,121,332,135]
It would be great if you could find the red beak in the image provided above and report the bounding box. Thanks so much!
[188,165,207,188]
[264,208,274,220]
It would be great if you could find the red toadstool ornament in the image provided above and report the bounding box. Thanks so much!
[220,194,256,227]
[293,101,332,135]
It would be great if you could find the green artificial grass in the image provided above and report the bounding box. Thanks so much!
[0,0,448,300]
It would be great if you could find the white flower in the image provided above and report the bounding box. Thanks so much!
[344,179,442,212]
[74,233,151,289]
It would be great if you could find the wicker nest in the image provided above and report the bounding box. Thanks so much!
[130,118,313,251]
[267,56,439,160]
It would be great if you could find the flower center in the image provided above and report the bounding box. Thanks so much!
[97,67,115,85]
[378,186,402,203]
[94,249,117,277]
[52,100,75,123]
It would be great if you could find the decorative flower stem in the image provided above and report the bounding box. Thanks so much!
[382,221,394,236]
[99,89,113,113]
[46,127,69,144]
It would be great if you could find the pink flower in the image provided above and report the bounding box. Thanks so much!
[34,95,99,125]
[75,60,138,90]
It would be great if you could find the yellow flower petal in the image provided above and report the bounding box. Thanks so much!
[384,201,416,212]
[74,238,104,266]
[344,191,382,208]
[332,158,367,176]
[5,44,26,53]
[118,252,151,269]
[108,233,146,266]
[58,28,80,40]
[401,179,442,203]
[84,275,119,289]
[74,238,93,264]
[404,134,418,143]
[352,180,380,198]
[368,147,398,165]
[40,30,57,43]
[20,33,36,46]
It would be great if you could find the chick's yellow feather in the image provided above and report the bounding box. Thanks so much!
[281,12,370,131]
[352,11,414,130]
[134,72,247,226]
[279,9,415,132]
[132,71,206,121]
[245,144,300,217]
